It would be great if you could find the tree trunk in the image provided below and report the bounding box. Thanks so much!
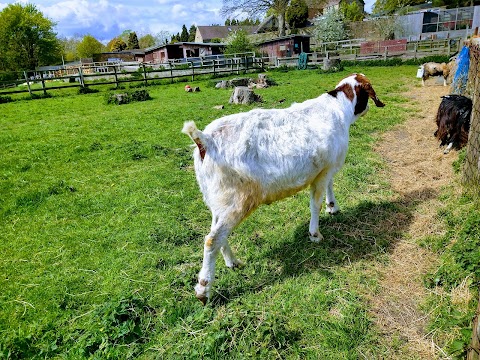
[278,13,286,37]
[462,40,480,191]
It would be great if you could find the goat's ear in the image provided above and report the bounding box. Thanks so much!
[364,83,385,107]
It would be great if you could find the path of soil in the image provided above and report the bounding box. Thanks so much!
[373,83,454,358]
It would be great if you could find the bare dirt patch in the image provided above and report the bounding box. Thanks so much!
[372,83,456,358]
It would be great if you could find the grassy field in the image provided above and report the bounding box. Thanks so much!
[0,66,475,359]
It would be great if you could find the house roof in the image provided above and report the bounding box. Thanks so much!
[196,25,259,40]
[256,34,311,46]
[145,41,226,53]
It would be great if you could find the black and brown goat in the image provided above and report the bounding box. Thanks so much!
[434,94,472,154]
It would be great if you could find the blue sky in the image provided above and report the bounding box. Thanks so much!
[0,0,375,43]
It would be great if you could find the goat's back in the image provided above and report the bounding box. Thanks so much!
[196,94,352,187]
[435,94,472,148]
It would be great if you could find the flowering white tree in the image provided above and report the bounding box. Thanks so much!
[312,8,348,44]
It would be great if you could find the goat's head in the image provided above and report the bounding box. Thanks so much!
[329,73,385,116]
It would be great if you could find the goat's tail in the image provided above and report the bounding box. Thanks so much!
[182,121,207,160]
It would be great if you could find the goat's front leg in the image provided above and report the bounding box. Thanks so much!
[325,178,340,215]
[444,142,454,154]
[309,173,330,243]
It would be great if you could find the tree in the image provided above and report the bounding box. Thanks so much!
[432,0,480,7]
[222,0,290,36]
[180,25,189,42]
[59,36,81,62]
[224,29,255,54]
[139,34,156,49]
[154,31,171,46]
[286,0,309,30]
[119,29,133,43]
[340,1,364,21]
[312,8,348,43]
[372,0,424,14]
[188,25,197,42]
[77,35,104,58]
[0,3,61,71]
[127,32,140,49]
[109,38,127,52]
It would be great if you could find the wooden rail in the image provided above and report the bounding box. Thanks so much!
[0,55,264,96]
[271,38,461,67]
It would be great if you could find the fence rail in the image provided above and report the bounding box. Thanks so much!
[272,38,461,67]
[0,54,264,96]
[0,38,461,97]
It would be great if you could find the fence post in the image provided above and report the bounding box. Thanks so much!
[213,60,216,77]
[78,67,85,88]
[170,64,173,83]
[384,47,388,61]
[191,61,195,81]
[23,71,32,97]
[113,65,119,88]
[41,72,47,96]
[142,63,148,86]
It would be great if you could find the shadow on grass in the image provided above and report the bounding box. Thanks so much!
[211,187,438,305]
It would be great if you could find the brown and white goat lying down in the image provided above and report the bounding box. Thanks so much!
[435,94,472,154]
[182,74,385,304]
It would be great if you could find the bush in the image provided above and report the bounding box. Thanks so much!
[105,89,151,105]
[78,87,99,95]
[0,95,13,103]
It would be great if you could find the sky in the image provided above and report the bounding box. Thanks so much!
[0,0,375,43]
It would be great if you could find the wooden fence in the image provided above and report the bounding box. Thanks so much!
[273,37,461,67]
[0,53,264,96]
[0,38,461,97]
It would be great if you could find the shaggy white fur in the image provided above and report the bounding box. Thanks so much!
[182,73,385,304]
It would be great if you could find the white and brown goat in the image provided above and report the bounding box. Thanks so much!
[419,61,455,86]
[182,74,385,304]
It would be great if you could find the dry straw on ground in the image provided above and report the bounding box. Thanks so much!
[372,83,456,359]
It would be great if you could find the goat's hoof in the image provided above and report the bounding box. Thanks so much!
[194,283,209,305]
[309,233,324,243]
[325,202,340,215]
[196,293,208,305]
[229,259,244,269]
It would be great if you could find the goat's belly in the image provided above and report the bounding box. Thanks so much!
[263,183,309,204]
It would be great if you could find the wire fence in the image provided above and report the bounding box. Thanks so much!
[463,41,480,192]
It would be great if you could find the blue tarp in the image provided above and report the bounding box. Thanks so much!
[452,46,470,95]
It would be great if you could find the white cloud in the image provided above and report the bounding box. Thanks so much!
[0,0,227,41]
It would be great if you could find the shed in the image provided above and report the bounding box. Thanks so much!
[195,26,258,43]
[144,42,226,63]
[257,35,311,60]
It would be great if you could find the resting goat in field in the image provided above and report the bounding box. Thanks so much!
[434,94,472,154]
[420,61,455,86]
[182,74,385,304]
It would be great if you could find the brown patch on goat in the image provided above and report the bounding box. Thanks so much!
[194,139,206,160]
[205,237,214,248]
[328,83,355,101]
[355,74,385,109]
[199,279,209,286]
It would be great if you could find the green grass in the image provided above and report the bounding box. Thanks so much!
[0,65,456,359]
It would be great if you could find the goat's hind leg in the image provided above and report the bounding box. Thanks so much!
[195,213,243,304]
[325,177,340,215]
[309,171,331,243]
